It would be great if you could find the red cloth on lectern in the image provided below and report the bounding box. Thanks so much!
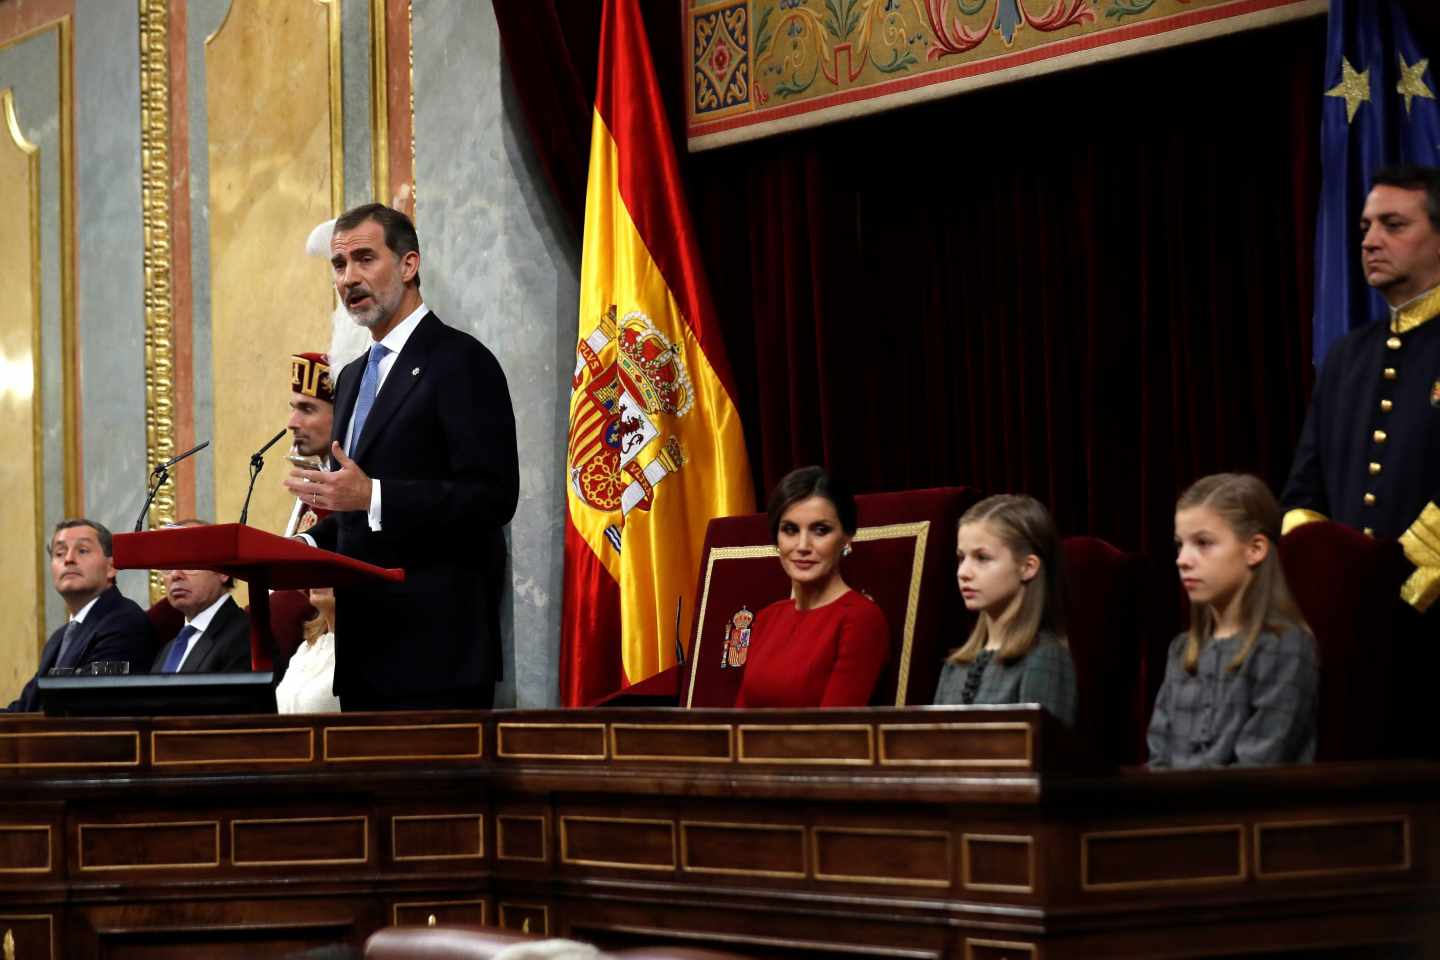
[736,591,890,708]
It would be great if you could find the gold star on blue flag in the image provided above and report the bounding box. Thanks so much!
[1397,54,1435,114]
[1326,57,1371,123]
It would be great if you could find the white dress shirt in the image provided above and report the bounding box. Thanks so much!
[344,301,428,532]
[176,593,231,669]
[70,593,101,625]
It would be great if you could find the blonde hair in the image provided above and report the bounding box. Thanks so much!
[1175,473,1309,673]
[948,495,1067,665]
[302,609,327,645]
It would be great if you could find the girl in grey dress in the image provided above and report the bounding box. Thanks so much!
[1147,473,1318,769]
[933,495,1077,727]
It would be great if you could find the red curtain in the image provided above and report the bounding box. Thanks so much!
[493,1,1324,563]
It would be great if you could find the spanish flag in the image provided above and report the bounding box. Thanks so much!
[560,0,753,706]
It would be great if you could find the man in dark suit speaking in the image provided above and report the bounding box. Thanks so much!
[285,203,519,711]
[6,519,154,712]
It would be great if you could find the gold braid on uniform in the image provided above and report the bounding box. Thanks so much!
[1399,502,1440,613]
[1281,508,1329,535]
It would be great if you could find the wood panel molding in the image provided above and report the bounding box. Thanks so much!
[1082,824,1246,891]
[390,813,483,863]
[323,723,481,762]
[231,816,368,867]
[77,820,219,871]
[497,722,606,760]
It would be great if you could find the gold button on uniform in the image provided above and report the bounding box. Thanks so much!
[1384,367,1397,380]
[1387,336,1403,350]
[1364,492,1377,506]
[1370,461,1382,475]
[1380,398,1393,412]
[1364,527,1375,536]
[1374,429,1388,443]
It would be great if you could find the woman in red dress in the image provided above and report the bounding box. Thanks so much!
[736,467,891,708]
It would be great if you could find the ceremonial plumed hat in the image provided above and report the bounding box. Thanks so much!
[290,352,334,403]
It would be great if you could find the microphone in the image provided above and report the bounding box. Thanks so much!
[239,428,290,527]
[134,440,209,532]
[156,440,209,473]
[253,428,289,461]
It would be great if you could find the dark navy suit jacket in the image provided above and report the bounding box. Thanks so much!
[5,585,155,713]
[307,312,519,701]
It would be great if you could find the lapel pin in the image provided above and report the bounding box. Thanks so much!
[412,367,420,376]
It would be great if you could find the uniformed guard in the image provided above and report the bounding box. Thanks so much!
[1282,165,1440,614]
[284,351,336,538]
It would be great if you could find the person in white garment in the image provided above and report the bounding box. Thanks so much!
[274,587,340,713]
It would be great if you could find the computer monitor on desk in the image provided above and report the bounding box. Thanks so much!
[37,673,277,717]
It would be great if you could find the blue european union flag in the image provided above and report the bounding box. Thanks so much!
[1314,0,1440,365]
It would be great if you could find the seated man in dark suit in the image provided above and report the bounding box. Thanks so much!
[6,518,155,712]
[151,521,252,674]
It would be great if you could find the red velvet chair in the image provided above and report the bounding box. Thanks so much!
[1278,521,1415,760]
[1060,537,1181,768]
[681,487,980,708]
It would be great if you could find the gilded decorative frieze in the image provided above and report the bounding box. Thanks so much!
[686,0,1326,150]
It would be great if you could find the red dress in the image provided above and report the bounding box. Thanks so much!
[736,590,891,708]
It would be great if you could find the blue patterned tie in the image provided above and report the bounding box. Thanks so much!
[160,625,198,674]
[349,343,390,449]
[55,620,82,669]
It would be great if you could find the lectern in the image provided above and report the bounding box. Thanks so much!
[112,523,404,670]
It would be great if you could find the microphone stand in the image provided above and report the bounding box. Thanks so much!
[133,440,210,532]
[133,465,171,533]
[239,428,289,526]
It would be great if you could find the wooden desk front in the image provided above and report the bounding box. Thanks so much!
[0,707,1436,959]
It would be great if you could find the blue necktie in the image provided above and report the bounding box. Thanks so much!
[160,625,198,674]
[55,620,82,669]
[349,343,390,449]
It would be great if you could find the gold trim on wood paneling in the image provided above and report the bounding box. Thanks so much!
[559,815,677,871]
[679,820,806,879]
[1253,816,1412,880]
[150,727,315,766]
[369,0,388,200]
[0,825,51,874]
[609,723,734,763]
[0,85,45,657]
[966,938,1038,960]
[77,820,220,871]
[138,0,176,600]
[962,833,1035,894]
[496,722,607,760]
[0,730,140,768]
[1080,824,1246,892]
[736,724,875,765]
[0,913,54,960]
[495,814,548,863]
[230,815,369,866]
[322,722,483,761]
[390,813,484,862]
[811,826,953,888]
[878,722,1034,768]
[392,899,487,927]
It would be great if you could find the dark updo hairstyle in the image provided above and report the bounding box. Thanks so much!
[766,466,858,541]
